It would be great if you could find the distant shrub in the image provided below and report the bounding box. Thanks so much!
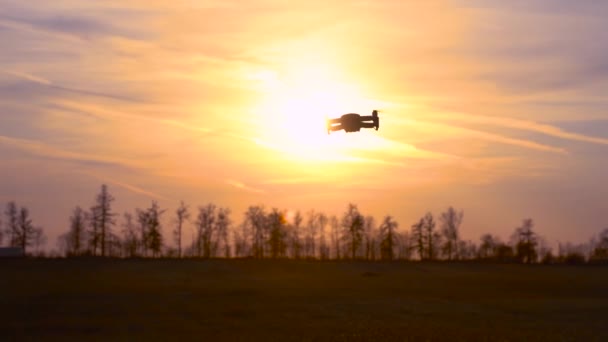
[561,253,586,265]
[541,252,556,265]
[589,248,608,265]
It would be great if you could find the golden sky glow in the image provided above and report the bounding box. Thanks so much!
[1,0,608,245]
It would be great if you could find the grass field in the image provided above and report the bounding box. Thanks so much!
[1,259,607,341]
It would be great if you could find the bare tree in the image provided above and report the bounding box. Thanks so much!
[411,218,425,260]
[145,201,165,257]
[216,207,232,258]
[86,185,116,256]
[4,201,19,247]
[397,231,413,260]
[423,212,440,261]
[32,227,46,256]
[195,204,217,258]
[62,206,88,256]
[304,210,318,258]
[173,201,190,258]
[364,215,376,260]
[245,205,267,259]
[93,184,116,257]
[121,212,139,258]
[318,213,330,260]
[136,207,149,256]
[379,215,398,261]
[341,204,364,260]
[87,207,100,255]
[13,206,37,254]
[233,222,251,258]
[267,208,287,259]
[513,218,538,264]
[557,241,588,264]
[479,234,499,259]
[457,240,477,260]
[290,210,303,259]
[590,229,608,262]
[330,215,340,259]
[439,207,463,260]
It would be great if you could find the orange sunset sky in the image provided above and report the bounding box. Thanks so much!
[1,0,608,247]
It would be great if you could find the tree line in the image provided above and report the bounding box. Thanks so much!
[2,184,607,264]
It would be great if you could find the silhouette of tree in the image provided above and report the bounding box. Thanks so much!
[267,208,287,259]
[136,207,149,256]
[144,201,164,257]
[62,206,87,256]
[379,215,398,261]
[32,227,46,256]
[513,218,538,264]
[341,204,364,260]
[173,201,190,258]
[590,229,608,262]
[12,206,37,254]
[397,231,413,260]
[40,194,608,264]
[0,216,3,246]
[245,205,267,259]
[457,240,477,260]
[495,243,515,262]
[91,184,116,257]
[317,213,330,260]
[440,207,463,260]
[4,201,19,248]
[330,215,340,259]
[540,249,556,264]
[121,212,139,258]
[557,241,588,264]
[479,234,499,259]
[216,207,232,258]
[304,210,318,258]
[87,207,100,255]
[233,222,251,258]
[290,210,303,259]
[411,218,425,260]
[364,215,376,260]
[423,212,440,260]
[536,236,553,263]
[195,204,217,258]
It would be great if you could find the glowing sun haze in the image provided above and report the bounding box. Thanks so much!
[1,0,608,247]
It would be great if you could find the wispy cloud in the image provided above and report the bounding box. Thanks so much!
[425,112,608,145]
[83,172,171,201]
[226,179,265,194]
[1,69,51,85]
[0,15,83,43]
[0,134,135,169]
[261,177,322,185]
[53,100,213,134]
[399,118,568,154]
[1,69,142,102]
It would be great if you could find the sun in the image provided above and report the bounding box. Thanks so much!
[250,65,372,162]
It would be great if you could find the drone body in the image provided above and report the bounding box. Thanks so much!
[327,110,380,134]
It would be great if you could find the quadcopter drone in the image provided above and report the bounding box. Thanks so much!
[326,110,380,134]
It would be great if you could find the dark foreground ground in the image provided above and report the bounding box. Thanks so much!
[1,259,607,341]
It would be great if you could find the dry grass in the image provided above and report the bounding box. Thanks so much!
[1,259,607,341]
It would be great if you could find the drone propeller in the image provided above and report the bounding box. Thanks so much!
[371,110,381,131]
